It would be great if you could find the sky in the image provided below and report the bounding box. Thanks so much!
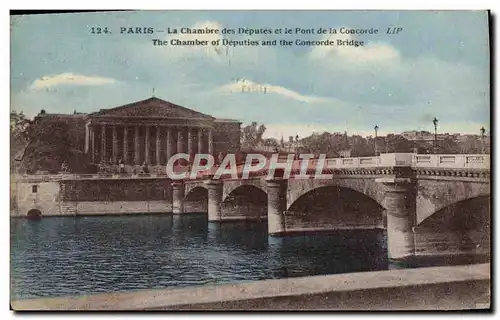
[10,10,490,139]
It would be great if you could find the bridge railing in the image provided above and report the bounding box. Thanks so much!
[323,156,381,168]
[322,153,413,168]
[412,154,490,169]
[14,173,171,182]
[13,154,490,182]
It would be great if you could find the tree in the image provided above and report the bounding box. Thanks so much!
[21,121,71,173]
[299,132,345,157]
[349,135,374,157]
[440,136,461,154]
[241,122,267,149]
[10,111,32,173]
[384,134,413,153]
[263,138,279,148]
[15,117,87,174]
[459,136,481,154]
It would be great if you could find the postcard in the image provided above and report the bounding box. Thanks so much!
[10,10,491,311]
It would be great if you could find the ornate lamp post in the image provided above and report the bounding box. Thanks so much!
[480,126,486,154]
[374,125,379,155]
[432,117,439,154]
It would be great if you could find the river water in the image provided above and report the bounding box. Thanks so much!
[9,214,487,300]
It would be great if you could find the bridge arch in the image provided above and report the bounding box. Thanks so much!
[416,180,490,225]
[221,184,268,220]
[184,186,208,201]
[417,195,490,229]
[286,185,385,230]
[27,208,42,219]
[184,181,207,198]
[183,186,208,214]
[414,195,490,255]
[287,178,385,210]
[222,179,267,202]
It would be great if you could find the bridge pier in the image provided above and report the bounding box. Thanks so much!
[377,177,416,260]
[206,180,222,222]
[172,181,184,214]
[266,177,287,236]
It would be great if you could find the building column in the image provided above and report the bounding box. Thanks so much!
[177,128,184,154]
[266,172,287,236]
[84,122,89,154]
[187,128,193,160]
[90,125,95,163]
[172,181,184,214]
[123,126,128,164]
[145,126,151,164]
[205,179,222,222]
[197,128,203,154]
[208,128,213,156]
[134,125,140,165]
[112,125,118,163]
[101,123,106,161]
[376,177,416,260]
[166,127,173,161]
[156,126,161,165]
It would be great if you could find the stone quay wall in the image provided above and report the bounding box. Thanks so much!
[12,176,174,217]
[11,263,490,311]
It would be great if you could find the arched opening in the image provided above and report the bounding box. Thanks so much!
[221,185,267,221]
[415,196,490,256]
[287,186,385,231]
[26,209,42,220]
[282,186,387,272]
[183,187,208,214]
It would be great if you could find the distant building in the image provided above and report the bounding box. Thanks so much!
[339,150,351,158]
[401,131,437,141]
[33,97,241,166]
[400,130,487,143]
[282,135,303,153]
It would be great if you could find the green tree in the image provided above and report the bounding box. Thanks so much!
[263,138,279,148]
[22,121,71,173]
[350,135,374,157]
[18,118,86,173]
[384,134,413,153]
[459,136,481,154]
[299,132,347,157]
[241,122,267,149]
[439,136,461,154]
[10,111,32,173]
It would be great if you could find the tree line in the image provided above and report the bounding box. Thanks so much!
[240,122,489,157]
[10,113,490,174]
[10,111,86,174]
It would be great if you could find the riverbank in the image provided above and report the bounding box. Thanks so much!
[12,263,490,311]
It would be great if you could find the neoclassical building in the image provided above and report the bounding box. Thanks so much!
[35,97,242,167]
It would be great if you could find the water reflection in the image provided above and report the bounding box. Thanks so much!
[9,213,486,300]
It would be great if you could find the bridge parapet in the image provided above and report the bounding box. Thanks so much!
[314,153,412,169]
[412,154,490,169]
[15,173,171,182]
[324,156,381,168]
[14,154,490,183]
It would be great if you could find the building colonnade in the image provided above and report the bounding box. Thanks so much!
[84,123,214,165]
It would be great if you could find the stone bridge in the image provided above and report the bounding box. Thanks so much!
[13,153,490,260]
[178,153,490,260]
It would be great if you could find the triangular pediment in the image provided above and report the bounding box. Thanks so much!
[91,97,214,119]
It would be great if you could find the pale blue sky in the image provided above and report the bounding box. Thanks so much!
[10,10,490,138]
